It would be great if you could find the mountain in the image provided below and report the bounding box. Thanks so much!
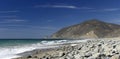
[51,19,120,39]
[106,29,120,37]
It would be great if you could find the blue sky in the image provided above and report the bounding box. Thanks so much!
[0,0,120,38]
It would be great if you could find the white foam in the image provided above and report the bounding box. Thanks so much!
[0,39,89,59]
[0,44,58,59]
[71,44,77,46]
[0,47,21,59]
[0,55,20,59]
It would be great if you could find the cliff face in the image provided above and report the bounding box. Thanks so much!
[51,19,120,39]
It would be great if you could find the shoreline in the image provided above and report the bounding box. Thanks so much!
[0,39,89,59]
[12,39,88,59]
[13,38,120,59]
[13,43,77,59]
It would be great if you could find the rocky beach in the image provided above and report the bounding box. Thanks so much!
[13,38,120,59]
[11,20,120,59]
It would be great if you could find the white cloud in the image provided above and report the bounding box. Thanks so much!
[34,4,120,12]
[50,5,77,9]
[35,5,76,9]
[34,5,93,9]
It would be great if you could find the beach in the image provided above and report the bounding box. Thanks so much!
[0,39,88,59]
[12,38,120,59]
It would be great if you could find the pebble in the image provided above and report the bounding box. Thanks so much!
[15,39,120,59]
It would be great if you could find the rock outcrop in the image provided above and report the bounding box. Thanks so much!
[51,19,120,39]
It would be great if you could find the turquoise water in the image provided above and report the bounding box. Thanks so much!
[0,39,63,47]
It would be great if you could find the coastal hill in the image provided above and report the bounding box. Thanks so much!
[51,19,120,39]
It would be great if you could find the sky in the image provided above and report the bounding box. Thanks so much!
[0,0,120,38]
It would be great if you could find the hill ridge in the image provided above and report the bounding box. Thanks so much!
[51,19,120,39]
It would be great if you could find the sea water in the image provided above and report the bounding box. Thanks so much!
[0,39,88,59]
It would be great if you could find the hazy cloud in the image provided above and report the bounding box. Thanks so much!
[0,19,27,23]
[0,15,17,18]
[107,19,120,24]
[88,8,120,12]
[34,5,120,12]
[102,8,120,11]
[9,19,26,22]
[0,25,25,27]
[47,20,53,22]
[34,5,93,9]
[0,10,19,13]
[0,28,8,30]
[30,26,59,30]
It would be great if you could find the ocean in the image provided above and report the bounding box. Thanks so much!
[0,39,88,59]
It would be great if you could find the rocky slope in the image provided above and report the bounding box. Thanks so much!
[51,19,120,39]
[106,29,120,37]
